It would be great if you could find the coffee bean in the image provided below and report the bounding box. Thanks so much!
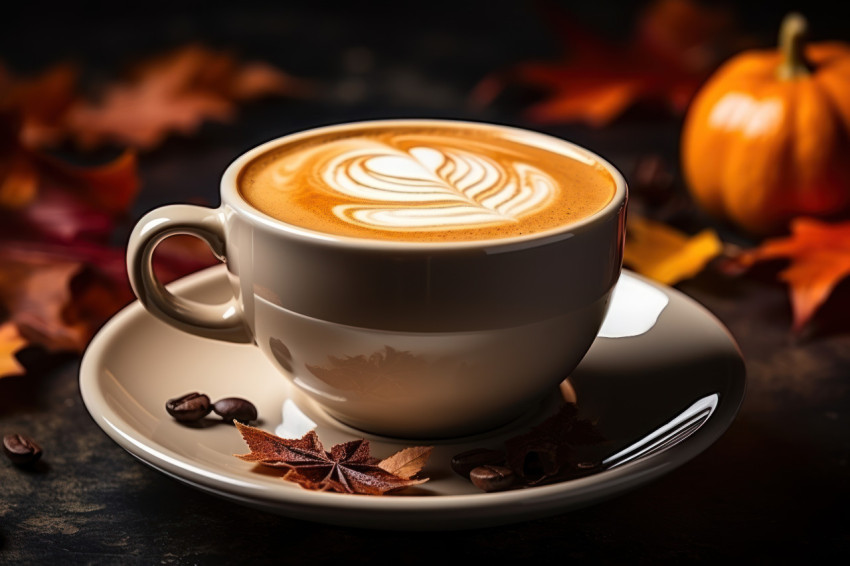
[469,464,515,492]
[3,433,42,466]
[212,397,257,424]
[166,392,212,422]
[450,448,506,477]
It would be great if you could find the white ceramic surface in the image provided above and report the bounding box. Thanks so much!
[79,266,745,531]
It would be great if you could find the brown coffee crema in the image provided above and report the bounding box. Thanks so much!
[237,124,616,242]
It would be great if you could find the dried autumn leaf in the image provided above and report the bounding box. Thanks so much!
[0,62,78,148]
[0,235,217,358]
[471,0,747,126]
[725,217,850,332]
[0,111,41,209]
[1,65,86,210]
[0,83,140,216]
[234,422,431,495]
[13,183,117,244]
[0,163,209,361]
[0,322,27,378]
[64,44,308,149]
[0,146,37,208]
[40,150,139,216]
[0,106,139,356]
[0,45,300,374]
[624,214,723,285]
[0,250,89,352]
[378,445,433,479]
[0,54,221,368]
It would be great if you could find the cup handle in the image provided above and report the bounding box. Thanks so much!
[126,204,252,343]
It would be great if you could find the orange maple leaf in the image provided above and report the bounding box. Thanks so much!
[728,218,850,332]
[64,44,309,149]
[471,0,747,126]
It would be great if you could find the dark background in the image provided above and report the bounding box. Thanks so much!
[2,1,850,564]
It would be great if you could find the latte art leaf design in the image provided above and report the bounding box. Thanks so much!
[322,144,557,230]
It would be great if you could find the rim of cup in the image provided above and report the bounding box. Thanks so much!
[220,118,628,251]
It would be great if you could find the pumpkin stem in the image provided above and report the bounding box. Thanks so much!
[777,12,813,79]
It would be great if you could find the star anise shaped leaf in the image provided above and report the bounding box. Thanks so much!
[234,422,432,495]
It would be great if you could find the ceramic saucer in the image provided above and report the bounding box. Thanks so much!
[79,265,745,530]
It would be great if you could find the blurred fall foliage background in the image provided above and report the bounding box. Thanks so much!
[3,0,850,378]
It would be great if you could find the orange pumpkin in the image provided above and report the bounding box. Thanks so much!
[681,13,850,236]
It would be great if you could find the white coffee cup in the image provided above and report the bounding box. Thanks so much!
[126,119,627,438]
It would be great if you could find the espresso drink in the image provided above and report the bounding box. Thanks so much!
[238,123,615,242]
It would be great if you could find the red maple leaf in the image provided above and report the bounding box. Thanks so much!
[471,0,750,126]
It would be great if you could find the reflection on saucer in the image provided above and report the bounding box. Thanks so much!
[598,275,669,338]
[602,393,719,469]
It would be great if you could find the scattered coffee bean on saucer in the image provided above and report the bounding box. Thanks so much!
[166,392,212,422]
[469,465,515,492]
[3,433,43,466]
[450,448,506,478]
[166,391,258,425]
[212,397,257,424]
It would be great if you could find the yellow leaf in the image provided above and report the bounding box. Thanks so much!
[624,215,723,285]
[0,322,28,378]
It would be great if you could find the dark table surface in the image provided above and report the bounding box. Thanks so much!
[2,1,849,563]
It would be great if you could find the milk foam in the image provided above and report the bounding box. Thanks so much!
[322,142,556,230]
[238,124,616,242]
